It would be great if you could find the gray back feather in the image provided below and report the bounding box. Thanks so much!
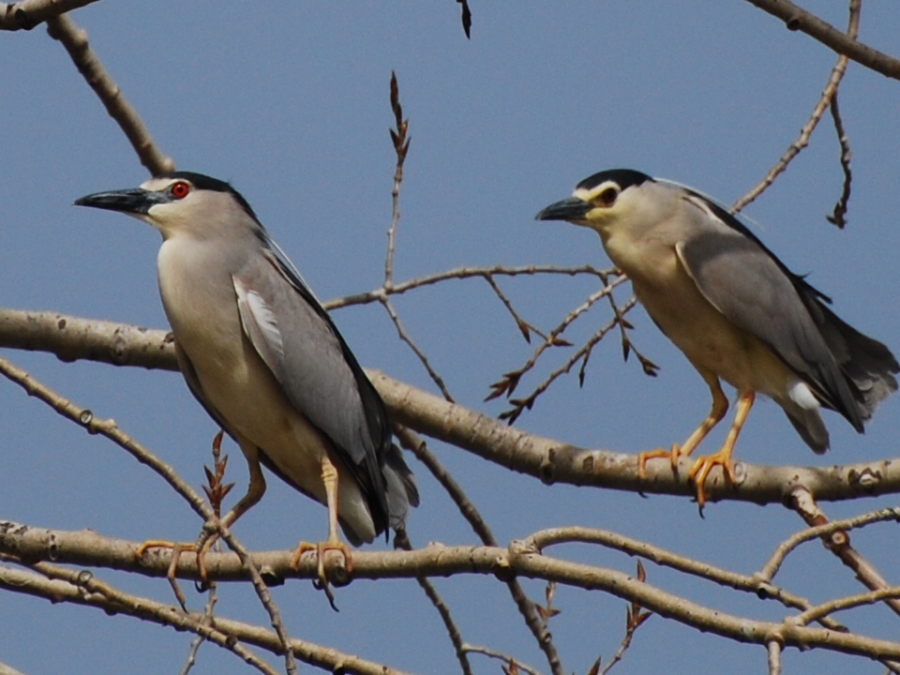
[676,189,897,431]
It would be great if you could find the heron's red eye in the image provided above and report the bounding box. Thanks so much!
[170,181,190,199]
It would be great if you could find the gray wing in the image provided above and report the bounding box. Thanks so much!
[232,251,392,533]
[675,194,865,430]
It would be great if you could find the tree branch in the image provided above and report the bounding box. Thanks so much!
[4,522,900,663]
[0,0,97,30]
[3,308,900,506]
[743,0,900,80]
[0,561,412,675]
[45,13,175,175]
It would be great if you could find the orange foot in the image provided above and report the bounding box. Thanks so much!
[136,539,212,608]
[687,446,738,509]
[290,538,354,587]
[637,444,685,478]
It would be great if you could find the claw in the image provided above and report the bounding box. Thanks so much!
[687,446,738,509]
[638,444,685,477]
[290,538,353,586]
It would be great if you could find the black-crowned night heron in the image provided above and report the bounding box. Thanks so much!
[536,168,898,506]
[76,171,418,579]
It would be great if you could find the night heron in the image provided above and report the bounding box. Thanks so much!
[76,171,418,580]
[536,168,898,506]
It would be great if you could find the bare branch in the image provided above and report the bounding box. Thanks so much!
[796,586,900,627]
[5,310,900,505]
[45,14,175,175]
[767,639,782,675]
[789,489,900,619]
[395,426,564,675]
[759,505,900,581]
[826,91,852,228]
[329,264,614,310]
[743,0,900,80]
[528,525,844,631]
[0,0,98,30]
[0,353,297,673]
[486,276,627,406]
[394,531,473,675]
[732,0,859,213]
[6,524,900,663]
[0,562,411,675]
[461,645,542,675]
[380,297,454,401]
[385,71,411,289]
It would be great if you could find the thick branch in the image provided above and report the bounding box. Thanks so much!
[45,14,175,175]
[4,523,900,663]
[0,0,97,30]
[744,0,900,80]
[2,308,900,505]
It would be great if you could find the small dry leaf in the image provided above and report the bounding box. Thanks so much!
[516,318,532,343]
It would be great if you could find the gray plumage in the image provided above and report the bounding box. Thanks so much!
[76,171,417,547]
[537,168,897,503]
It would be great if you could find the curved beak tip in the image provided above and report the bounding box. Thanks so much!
[73,188,154,215]
[534,197,591,223]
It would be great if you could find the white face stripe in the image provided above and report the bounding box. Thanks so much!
[140,176,187,192]
[574,179,622,204]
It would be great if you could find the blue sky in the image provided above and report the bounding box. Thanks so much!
[2,2,900,674]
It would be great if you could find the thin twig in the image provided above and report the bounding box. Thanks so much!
[179,585,219,675]
[0,562,410,675]
[0,354,297,675]
[45,13,174,175]
[461,645,542,675]
[395,530,473,675]
[528,526,845,631]
[499,298,637,425]
[385,71,410,290]
[380,297,454,401]
[0,0,98,30]
[795,587,900,627]
[484,274,546,343]
[24,560,280,675]
[826,90,852,228]
[486,276,625,404]
[732,0,859,213]
[598,562,652,675]
[759,505,900,581]
[743,0,899,80]
[329,264,616,309]
[789,489,900,619]
[395,426,565,675]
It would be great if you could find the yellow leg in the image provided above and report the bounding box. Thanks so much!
[638,377,729,477]
[220,448,267,529]
[137,438,267,581]
[688,390,755,508]
[290,455,353,585]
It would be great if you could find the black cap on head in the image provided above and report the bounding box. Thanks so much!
[576,168,653,192]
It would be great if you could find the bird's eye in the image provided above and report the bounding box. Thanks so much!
[597,186,618,207]
[170,181,191,199]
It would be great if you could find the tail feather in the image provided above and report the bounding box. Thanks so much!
[383,443,419,533]
[813,302,899,420]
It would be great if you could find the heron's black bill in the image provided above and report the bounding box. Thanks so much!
[75,188,163,215]
[535,197,592,222]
